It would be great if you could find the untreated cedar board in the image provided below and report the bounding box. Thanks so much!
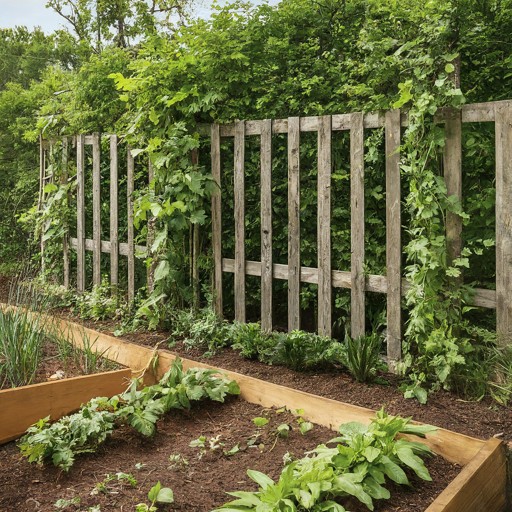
[110,135,119,292]
[127,146,135,301]
[385,109,401,365]
[0,369,131,444]
[76,134,85,293]
[92,132,101,287]
[288,117,301,331]
[351,112,365,338]
[47,316,485,467]
[211,124,223,316]
[495,101,512,346]
[317,115,332,336]
[234,121,246,323]
[260,119,273,332]
[425,437,507,512]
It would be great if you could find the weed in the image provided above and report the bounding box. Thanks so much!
[136,481,173,512]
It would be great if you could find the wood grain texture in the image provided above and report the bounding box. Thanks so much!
[110,135,119,292]
[234,121,246,323]
[443,108,463,284]
[37,314,485,468]
[0,369,131,444]
[127,146,135,300]
[317,115,332,336]
[92,132,101,287]
[147,159,156,294]
[350,112,365,338]
[461,102,495,123]
[495,101,512,346]
[62,136,70,289]
[211,124,223,316]
[425,438,507,512]
[385,110,402,365]
[288,117,301,331]
[260,119,273,332]
[76,134,86,293]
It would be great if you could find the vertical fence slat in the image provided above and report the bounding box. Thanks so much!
[127,145,135,301]
[92,132,101,287]
[496,100,512,346]
[318,115,332,337]
[76,134,85,293]
[234,121,246,323]
[288,117,301,332]
[444,108,463,290]
[110,135,119,293]
[211,124,223,316]
[385,109,402,366]
[62,136,70,289]
[261,119,273,332]
[350,112,365,339]
[147,159,156,295]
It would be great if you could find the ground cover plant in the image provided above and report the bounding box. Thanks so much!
[19,357,241,471]
[217,408,437,512]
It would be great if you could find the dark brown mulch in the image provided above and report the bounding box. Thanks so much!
[0,398,461,512]
[34,302,512,443]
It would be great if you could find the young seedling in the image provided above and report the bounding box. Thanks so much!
[168,454,188,469]
[276,424,291,438]
[295,408,313,435]
[54,497,80,509]
[224,443,240,456]
[283,451,294,465]
[135,462,146,470]
[91,472,137,495]
[247,433,260,447]
[253,417,269,427]
[135,481,174,512]
[189,435,224,459]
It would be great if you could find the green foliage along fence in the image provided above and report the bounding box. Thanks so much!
[41,99,510,367]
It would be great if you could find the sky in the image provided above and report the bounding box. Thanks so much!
[0,0,280,34]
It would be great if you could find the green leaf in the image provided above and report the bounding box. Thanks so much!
[247,469,274,490]
[253,417,269,427]
[395,446,432,481]
[363,476,390,500]
[44,183,58,193]
[381,457,409,485]
[363,446,381,463]
[156,487,174,503]
[445,63,455,73]
[148,481,162,502]
[154,260,170,282]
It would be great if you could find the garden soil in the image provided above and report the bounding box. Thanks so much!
[0,398,461,512]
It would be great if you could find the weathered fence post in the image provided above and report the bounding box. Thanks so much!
[234,121,246,323]
[76,134,85,293]
[147,159,156,295]
[496,100,512,346]
[62,136,70,290]
[110,135,119,295]
[211,124,223,317]
[351,112,365,339]
[288,117,301,332]
[261,119,273,332]
[127,145,135,301]
[318,115,332,337]
[92,132,101,287]
[385,109,402,368]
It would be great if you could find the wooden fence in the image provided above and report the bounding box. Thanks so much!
[40,100,510,365]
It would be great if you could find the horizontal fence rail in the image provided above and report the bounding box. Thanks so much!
[40,100,509,366]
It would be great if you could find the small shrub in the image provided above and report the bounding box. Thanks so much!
[273,330,338,372]
[232,322,276,364]
[73,279,117,321]
[344,331,383,382]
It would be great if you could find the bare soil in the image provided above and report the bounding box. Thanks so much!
[0,398,461,512]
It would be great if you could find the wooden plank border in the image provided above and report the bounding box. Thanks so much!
[0,368,131,444]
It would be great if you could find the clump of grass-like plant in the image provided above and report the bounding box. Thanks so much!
[344,331,383,382]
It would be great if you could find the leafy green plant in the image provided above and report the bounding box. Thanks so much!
[19,358,240,470]
[72,279,117,321]
[216,408,437,512]
[273,331,339,372]
[136,481,174,512]
[344,332,383,383]
[54,496,80,508]
[253,417,269,427]
[232,322,276,364]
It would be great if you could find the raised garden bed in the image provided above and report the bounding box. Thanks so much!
[1,316,507,512]
[1,398,465,512]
